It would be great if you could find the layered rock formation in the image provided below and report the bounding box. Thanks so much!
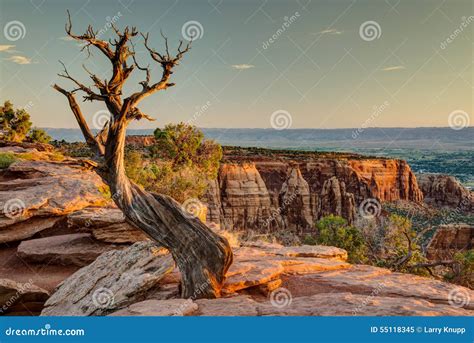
[417,173,473,212]
[204,149,423,231]
[426,224,474,261]
[0,155,109,243]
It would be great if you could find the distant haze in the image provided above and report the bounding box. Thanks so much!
[45,127,473,152]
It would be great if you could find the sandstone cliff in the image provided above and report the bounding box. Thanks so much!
[417,173,473,212]
[204,148,424,231]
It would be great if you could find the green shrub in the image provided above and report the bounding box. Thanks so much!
[0,101,31,142]
[27,127,51,143]
[125,123,222,203]
[0,153,16,169]
[312,215,368,263]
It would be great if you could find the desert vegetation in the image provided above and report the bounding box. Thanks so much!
[0,101,51,143]
[125,123,222,203]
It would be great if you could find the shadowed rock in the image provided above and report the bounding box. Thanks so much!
[41,242,174,316]
[0,278,49,316]
[17,233,122,267]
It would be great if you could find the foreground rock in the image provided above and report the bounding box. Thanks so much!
[0,159,109,243]
[0,278,49,316]
[109,299,198,316]
[41,242,174,316]
[287,264,474,310]
[67,207,148,244]
[45,238,473,316]
[0,217,61,244]
[17,233,122,267]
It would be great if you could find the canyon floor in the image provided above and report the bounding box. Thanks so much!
[0,142,472,316]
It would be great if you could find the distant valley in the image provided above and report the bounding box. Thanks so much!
[45,127,474,188]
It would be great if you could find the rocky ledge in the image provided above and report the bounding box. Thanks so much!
[39,241,473,317]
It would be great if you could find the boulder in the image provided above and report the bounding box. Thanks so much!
[0,278,49,315]
[41,242,174,316]
[17,233,121,267]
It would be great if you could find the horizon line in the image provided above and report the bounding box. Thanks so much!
[42,126,472,131]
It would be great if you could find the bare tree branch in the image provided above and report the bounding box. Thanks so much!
[52,84,104,156]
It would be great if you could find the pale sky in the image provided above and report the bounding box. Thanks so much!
[0,0,472,129]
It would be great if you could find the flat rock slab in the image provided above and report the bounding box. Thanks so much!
[67,208,148,244]
[258,292,473,316]
[109,299,198,316]
[92,223,149,244]
[196,295,259,316]
[239,242,348,261]
[0,161,108,243]
[17,233,120,267]
[223,260,284,294]
[276,257,351,275]
[0,278,49,316]
[303,265,474,310]
[276,245,348,261]
[0,217,61,244]
[41,241,174,316]
[67,207,126,228]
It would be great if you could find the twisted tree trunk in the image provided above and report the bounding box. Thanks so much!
[52,13,233,298]
[102,125,233,298]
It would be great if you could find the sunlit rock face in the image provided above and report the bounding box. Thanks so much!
[417,173,473,212]
[203,149,424,231]
[426,224,474,261]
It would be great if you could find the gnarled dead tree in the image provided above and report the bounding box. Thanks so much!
[53,11,232,298]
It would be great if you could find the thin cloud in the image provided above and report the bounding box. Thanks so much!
[231,64,255,70]
[0,45,15,52]
[381,65,406,72]
[6,55,34,65]
[315,28,343,35]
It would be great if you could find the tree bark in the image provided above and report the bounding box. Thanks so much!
[101,124,233,298]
